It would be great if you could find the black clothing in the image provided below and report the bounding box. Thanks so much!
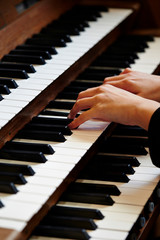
[148,107,160,168]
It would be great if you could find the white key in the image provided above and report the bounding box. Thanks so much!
[0,105,21,114]
[58,201,143,216]
[0,99,28,108]
[89,228,128,240]
[0,192,48,205]
[97,218,134,231]
[78,179,157,191]
[0,218,26,232]
[0,202,40,222]
[17,184,55,196]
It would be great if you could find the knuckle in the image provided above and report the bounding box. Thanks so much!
[98,85,105,92]
[78,92,82,98]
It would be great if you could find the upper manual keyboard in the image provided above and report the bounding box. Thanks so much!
[0,6,133,129]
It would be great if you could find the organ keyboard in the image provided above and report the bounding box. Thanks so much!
[0,0,160,240]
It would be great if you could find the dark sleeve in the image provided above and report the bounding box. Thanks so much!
[148,107,160,168]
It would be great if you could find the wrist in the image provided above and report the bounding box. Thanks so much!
[135,98,160,130]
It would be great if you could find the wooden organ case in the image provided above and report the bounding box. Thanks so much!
[0,0,160,240]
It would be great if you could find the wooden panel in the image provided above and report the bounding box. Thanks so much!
[0,1,18,25]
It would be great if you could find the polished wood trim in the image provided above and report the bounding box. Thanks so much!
[0,228,21,240]
[131,28,160,36]
[138,182,160,240]
[79,0,140,10]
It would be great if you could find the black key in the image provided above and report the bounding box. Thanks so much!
[0,62,36,73]
[4,141,54,154]
[41,110,69,117]
[102,49,138,59]
[48,21,85,32]
[71,80,101,88]
[116,38,149,48]
[33,225,90,240]
[40,110,80,118]
[112,124,148,137]
[0,84,11,94]
[0,181,18,194]
[0,149,47,163]
[78,69,121,80]
[58,17,90,28]
[39,31,72,42]
[16,44,57,55]
[0,172,26,184]
[61,192,114,205]
[83,69,121,75]
[94,154,140,167]
[92,59,130,68]
[68,182,120,196]
[50,206,104,219]
[120,34,154,42]
[106,47,139,58]
[2,54,46,65]
[63,7,100,21]
[76,5,108,13]
[26,38,66,47]
[63,86,88,93]
[10,49,52,60]
[112,43,146,52]
[44,27,80,36]
[77,73,105,81]
[16,129,66,142]
[24,123,72,135]
[65,12,97,22]
[99,54,135,64]
[0,78,18,88]
[0,95,3,101]
[79,170,129,183]
[85,161,135,175]
[0,201,4,208]
[32,116,72,125]
[47,100,75,110]
[111,135,149,147]
[0,162,35,176]
[99,139,148,155]
[0,68,29,79]
[42,215,97,230]
[57,91,79,100]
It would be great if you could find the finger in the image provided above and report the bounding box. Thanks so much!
[120,68,132,75]
[77,87,100,100]
[68,108,95,129]
[106,79,137,93]
[68,97,94,119]
[104,74,126,83]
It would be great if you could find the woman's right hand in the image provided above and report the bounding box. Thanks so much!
[68,84,160,131]
[104,68,160,102]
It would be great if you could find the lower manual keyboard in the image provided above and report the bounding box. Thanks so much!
[28,133,160,240]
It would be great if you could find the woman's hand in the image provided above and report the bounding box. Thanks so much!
[104,68,160,102]
[68,84,159,130]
